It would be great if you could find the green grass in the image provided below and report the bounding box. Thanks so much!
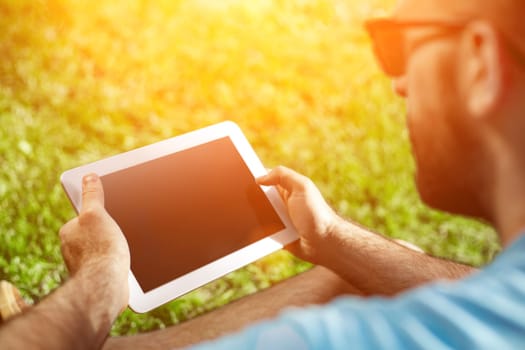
[0,0,500,336]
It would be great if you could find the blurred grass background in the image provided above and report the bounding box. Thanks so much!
[0,0,500,336]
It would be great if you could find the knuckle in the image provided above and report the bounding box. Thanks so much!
[303,177,315,188]
[297,175,313,191]
[82,188,99,198]
[79,207,99,224]
[273,165,285,175]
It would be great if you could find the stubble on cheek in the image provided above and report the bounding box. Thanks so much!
[404,66,451,207]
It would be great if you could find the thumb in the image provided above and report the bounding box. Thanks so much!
[81,173,105,212]
[256,166,307,193]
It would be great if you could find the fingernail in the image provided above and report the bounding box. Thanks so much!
[83,173,99,184]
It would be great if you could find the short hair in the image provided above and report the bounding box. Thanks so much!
[450,1,525,50]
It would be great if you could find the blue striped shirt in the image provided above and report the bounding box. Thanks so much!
[193,234,525,349]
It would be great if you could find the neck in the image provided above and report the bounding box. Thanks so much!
[488,124,525,247]
[493,174,525,247]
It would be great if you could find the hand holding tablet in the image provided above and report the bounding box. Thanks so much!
[61,121,298,313]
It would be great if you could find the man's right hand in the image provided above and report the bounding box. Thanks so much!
[59,173,130,312]
[257,166,343,264]
[0,174,131,350]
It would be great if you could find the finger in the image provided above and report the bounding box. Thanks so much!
[256,166,309,193]
[268,184,289,203]
[278,187,289,201]
[81,173,105,213]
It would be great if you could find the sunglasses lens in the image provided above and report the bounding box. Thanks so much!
[366,21,405,77]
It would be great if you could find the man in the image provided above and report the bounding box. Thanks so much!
[2,0,525,348]
[109,0,525,347]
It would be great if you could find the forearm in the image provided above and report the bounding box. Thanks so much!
[318,218,477,296]
[0,264,124,350]
[103,266,359,350]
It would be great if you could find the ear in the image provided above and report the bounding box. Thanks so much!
[459,21,506,119]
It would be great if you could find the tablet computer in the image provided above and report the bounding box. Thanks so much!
[61,121,298,313]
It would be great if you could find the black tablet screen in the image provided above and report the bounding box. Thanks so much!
[101,137,285,293]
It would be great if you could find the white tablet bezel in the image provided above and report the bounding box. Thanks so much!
[60,121,298,313]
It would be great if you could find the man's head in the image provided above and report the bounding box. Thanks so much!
[367,0,525,228]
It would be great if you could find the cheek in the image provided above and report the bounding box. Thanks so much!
[404,48,464,207]
[406,55,452,120]
[406,58,444,147]
[406,43,465,134]
[405,42,460,122]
